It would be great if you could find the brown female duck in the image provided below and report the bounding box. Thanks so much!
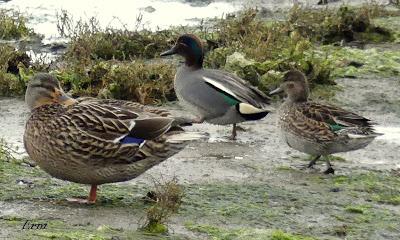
[24,73,206,203]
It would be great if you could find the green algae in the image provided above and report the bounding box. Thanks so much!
[373,16,400,42]
[185,224,316,240]
[332,173,400,205]
[2,139,400,239]
[0,156,147,206]
[345,205,371,214]
[322,46,400,78]
[1,216,175,240]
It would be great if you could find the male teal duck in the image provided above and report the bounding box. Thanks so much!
[161,34,272,139]
[24,73,206,203]
[270,70,381,174]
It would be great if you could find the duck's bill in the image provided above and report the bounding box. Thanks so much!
[269,87,283,95]
[58,92,77,106]
[160,46,177,56]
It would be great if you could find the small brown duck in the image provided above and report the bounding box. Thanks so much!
[270,70,381,173]
[24,73,206,203]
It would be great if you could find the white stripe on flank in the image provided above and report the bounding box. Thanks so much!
[238,103,267,114]
[203,76,240,100]
[347,133,374,139]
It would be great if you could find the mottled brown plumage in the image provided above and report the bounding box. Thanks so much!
[24,73,206,203]
[271,70,381,173]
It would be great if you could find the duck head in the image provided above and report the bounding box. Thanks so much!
[161,34,204,69]
[270,70,309,102]
[25,73,76,110]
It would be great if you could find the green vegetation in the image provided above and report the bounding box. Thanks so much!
[332,173,400,205]
[141,177,184,234]
[0,44,31,96]
[287,4,397,44]
[322,46,400,78]
[0,9,36,40]
[1,136,400,239]
[0,138,15,162]
[185,224,316,240]
[0,4,399,101]
[345,204,371,214]
[55,60,176,104]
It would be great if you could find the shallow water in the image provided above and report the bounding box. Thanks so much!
[0,0,240,43]
[0,0,389,43]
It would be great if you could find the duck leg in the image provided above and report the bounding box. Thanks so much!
[231,124,237,140]
[324,160,335,174]
[66,184,97,204]
[235,125,247,132]
[88,184,98,203]
[307,155,321,168]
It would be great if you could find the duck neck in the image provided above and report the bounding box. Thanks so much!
[184,49,203,70]
[287,84,309,103]
[289,95,308,103]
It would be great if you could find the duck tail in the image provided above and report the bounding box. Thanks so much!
[236,103,271,121]
[130,130,208,172]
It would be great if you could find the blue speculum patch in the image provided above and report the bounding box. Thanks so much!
[120,136,145,144]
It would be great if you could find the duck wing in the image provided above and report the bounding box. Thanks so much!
[64,102,173,143]
[77,97,192,127]
[77,97,170,117]
[290,102,378,142]
[202,69,271,108]
[298,102,374,130]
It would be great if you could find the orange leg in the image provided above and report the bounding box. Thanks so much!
[88,184,97,203]
[66,184,97,204]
